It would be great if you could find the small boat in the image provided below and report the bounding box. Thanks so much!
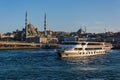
[57,41,112,58]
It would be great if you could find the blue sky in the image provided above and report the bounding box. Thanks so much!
[0,0,120,33]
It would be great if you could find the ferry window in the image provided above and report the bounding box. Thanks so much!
[74,48,82,50]
[85,48,93,50]
[87,43,102,45]
[66,54,68,56]
[74,48,77,50]
[63,42,80,45]
[79,48,82,50]
[81,43,86,45]
[85,48,102,50]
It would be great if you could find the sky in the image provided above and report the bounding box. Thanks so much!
[0,0,120,33]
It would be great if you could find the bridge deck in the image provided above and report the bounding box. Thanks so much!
[0,41,58,50]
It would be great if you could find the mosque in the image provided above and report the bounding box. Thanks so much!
[14,12,58,43]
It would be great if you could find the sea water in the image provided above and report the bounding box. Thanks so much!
[0,49,119,80]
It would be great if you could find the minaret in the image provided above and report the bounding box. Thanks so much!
[25,11,28,38]
[85,26,86,33]
[44,13,47,36]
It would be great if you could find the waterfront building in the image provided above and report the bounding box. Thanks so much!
[23,12,42,43]
[2,33,15,38]
[24,12,58,44]
[26,36,58,44]
[0,11,71,43]
[25,12,41,39]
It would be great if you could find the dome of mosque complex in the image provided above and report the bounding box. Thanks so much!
[26,23,40,37]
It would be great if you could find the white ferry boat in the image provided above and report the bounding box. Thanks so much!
[57,41,112,58]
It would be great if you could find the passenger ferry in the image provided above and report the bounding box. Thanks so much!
[57,41,112,58]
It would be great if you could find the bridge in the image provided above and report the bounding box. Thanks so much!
[0,41,58,50]
[0,41,42,50]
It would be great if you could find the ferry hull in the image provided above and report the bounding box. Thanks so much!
[58,50,106,58]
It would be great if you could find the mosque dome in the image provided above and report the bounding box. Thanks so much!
[28,23,34,28]
[77,28,85,34]
[26,23,38,36]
